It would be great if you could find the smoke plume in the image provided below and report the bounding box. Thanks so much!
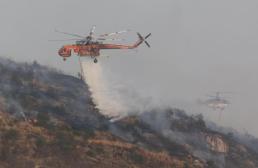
[81,59,156,118]
[82,60,127,117]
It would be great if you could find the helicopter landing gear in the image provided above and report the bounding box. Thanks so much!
[94,58,98,63]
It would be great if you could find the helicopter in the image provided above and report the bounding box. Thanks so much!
[51,26,151,63]
[203,92,231,111]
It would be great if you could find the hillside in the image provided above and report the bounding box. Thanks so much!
[0,58,258,168]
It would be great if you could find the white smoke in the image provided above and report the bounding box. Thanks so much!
[81,58,158,119]
[82,59,127,117]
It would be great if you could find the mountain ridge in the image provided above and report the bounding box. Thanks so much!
[0,57,257,168]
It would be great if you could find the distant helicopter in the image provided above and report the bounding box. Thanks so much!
[51,26,151,63]
[203,92,231,111]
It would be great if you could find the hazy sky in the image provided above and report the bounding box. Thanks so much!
[1,0,258,136]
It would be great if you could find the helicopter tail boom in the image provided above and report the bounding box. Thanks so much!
[99,33,151,50]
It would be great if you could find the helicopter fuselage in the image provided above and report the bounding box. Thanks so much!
[58,34,146,61]
[58,44,100,59]
[206,99,229,111]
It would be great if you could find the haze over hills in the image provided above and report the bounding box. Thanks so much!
[0,57,258,168]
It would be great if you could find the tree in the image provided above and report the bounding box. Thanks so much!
[36,112,50,128]
[3,129,19,142]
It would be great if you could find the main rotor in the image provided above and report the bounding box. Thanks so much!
[51,25,129,45]
[206,91,233,100]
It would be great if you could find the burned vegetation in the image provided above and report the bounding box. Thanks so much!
[0,58,258,168]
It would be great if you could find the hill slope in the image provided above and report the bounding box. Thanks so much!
[0,58,257,168]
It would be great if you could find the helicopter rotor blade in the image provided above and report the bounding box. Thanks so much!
[212,91,234,94]
[145,41,151,48]
[89,25,96,37]
[97,38,125,41]
[54,29,84,38]
[99,29,130,37]
[206,95,217,98]
[206,91,234,98]
[145,33,152,39]
[48,38,83,42]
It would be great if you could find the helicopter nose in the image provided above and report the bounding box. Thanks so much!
[58,47,65,56]
[58,47,71,58]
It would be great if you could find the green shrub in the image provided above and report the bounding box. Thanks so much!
[54,131,75,152]
[3,129,19,142]
[82,128,94,140]
[184,161,190,168]
[36,112,50,128]
[35,135,47,148]
[128,149,144,164]
[207,160,216,168]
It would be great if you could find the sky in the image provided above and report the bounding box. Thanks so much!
[1,0,258,136]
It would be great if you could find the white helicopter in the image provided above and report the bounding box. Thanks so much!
[201,92,231,111]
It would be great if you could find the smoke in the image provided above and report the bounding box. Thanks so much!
[82,60,127,117]
[139,109,226,167]
[6,99,27,120]
[80,58,256,167]
[81,59,157,118]
[81,58,155,117]
[81,60,219,166]
[207,121,258,153]
[0,57,109,130]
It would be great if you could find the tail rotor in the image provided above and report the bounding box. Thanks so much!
[137,33,151,48]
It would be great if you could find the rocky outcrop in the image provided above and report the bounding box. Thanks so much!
[206,134,229,153]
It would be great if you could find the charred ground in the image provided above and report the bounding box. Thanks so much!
[0,58,257,168]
